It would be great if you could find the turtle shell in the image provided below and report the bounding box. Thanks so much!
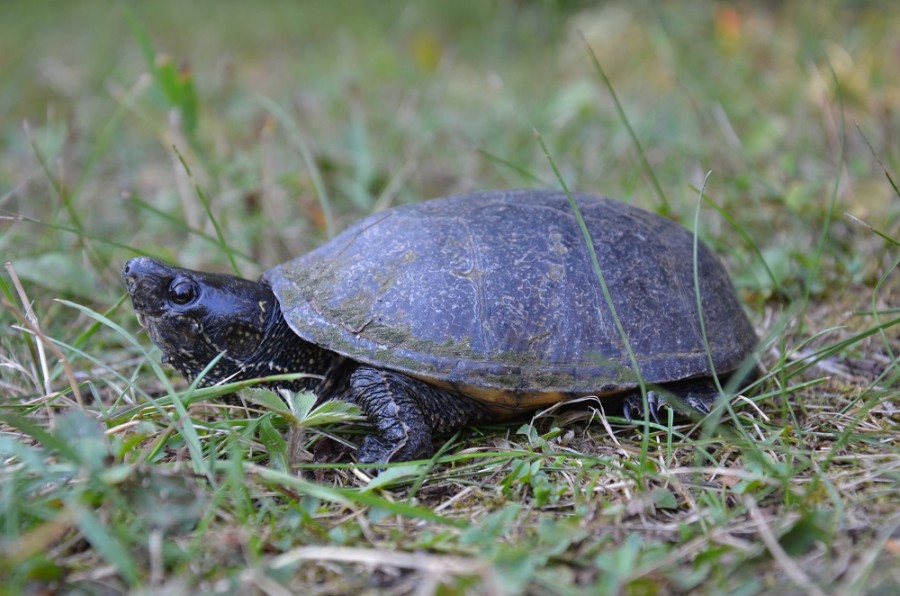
[263,189,756,412]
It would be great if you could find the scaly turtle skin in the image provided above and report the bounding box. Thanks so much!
[123,189,757,463]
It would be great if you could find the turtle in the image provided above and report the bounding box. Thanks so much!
[122,189,757,463]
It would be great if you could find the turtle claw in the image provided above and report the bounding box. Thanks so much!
[357,430,435,465]
[357,435,395,465]
[622,391,665,423]
[683,394,713,416]
[622,386,719,425]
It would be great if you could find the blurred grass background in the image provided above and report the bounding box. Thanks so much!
[1,0,898,593]
[4,0,896,293]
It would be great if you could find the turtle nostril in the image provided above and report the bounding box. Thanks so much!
[123,257,154,279]
[122,259,141,280]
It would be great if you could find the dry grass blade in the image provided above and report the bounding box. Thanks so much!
[268,546,502,594]
[3,261,83,407]
[745,495,826,596]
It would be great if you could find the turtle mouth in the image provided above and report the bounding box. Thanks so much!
[122,257,175,319]
[123,277,163,318]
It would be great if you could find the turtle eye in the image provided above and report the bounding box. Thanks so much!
[168,278,199,306]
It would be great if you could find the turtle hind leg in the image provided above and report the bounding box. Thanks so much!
[349,366,489,464]
[622,379,720,423]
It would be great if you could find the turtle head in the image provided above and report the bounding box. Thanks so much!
[122,256,286,386]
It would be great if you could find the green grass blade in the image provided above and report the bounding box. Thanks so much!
[534,129,653,469]
[172,146,241,276]
[257,96,335,238]
[581,34,670,214]
[69,502,140,585]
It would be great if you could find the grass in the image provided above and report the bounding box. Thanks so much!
[1,0,898,593]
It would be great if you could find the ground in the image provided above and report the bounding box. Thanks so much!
[0,1,898,594]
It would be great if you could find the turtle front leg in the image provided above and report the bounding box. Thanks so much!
[350,367,433,463]
[349,366,489,464]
